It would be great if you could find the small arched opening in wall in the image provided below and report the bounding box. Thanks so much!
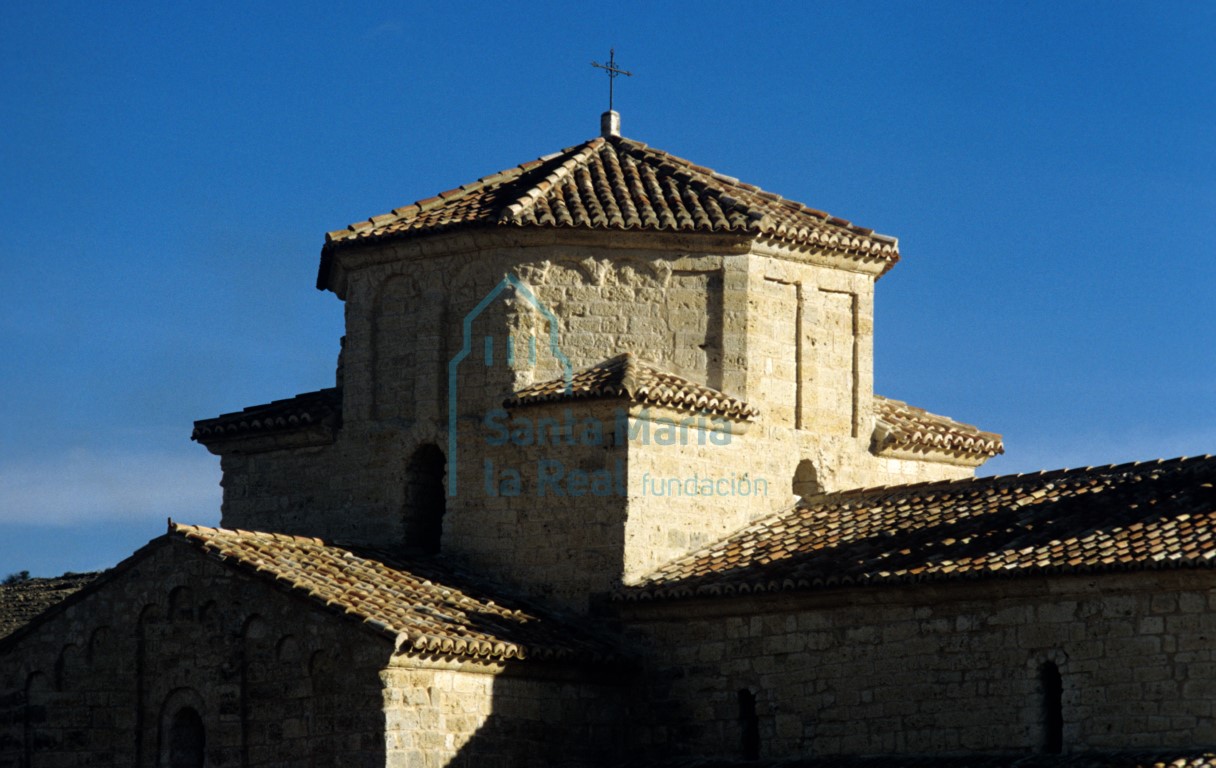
[157,688,205,768]
[167,586,195,623]
[86,626,110,665]
[404,444,446,554]
[53,643,79,692]
[792,460,822,500]
[737,688,760,760]
[1039,660,1064,753]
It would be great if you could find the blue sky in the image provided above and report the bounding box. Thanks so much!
[2,2,1213,577]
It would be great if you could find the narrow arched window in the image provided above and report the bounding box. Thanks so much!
[738,688,760,760]
[404,444,446,553]
[167,706,204,768]
[792,460,822,499]
[1040,661,1063,753]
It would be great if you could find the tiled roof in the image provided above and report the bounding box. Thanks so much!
[620,753,1216,768]
[0,573,98,638]
[505,353,758,421]
[622,455,1216,601]
[192,388,341,446]
[172,523,618,663]
[319,135,898,286]
[873,395,1004,461]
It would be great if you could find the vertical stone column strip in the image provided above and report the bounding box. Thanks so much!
[814,289,859,437]
[719,255,750,399]
[854,285,875,444]
[848,291,860,438]
[343,271,375,425]
[794,282,805,430]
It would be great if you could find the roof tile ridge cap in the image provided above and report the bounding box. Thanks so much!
[328,143,598,243]
[625,359,754,414]
[819,472,1004,501]
[625,357,712,398]
[885,397,1002,439]
[635,144,772,225]
[609,134,647,150]
[1090,454,1204,478]
[498,140,604,224]
[171,520,234,537]
[168,521,198,537]
[617,352,643,397]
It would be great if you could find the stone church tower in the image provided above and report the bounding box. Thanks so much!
[193,112,1002,609]
[8,111,1216,768]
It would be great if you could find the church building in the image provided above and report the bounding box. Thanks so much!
[3,110,1216,767]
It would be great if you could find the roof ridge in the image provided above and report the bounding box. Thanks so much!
[326,140,602,244]
[871,394,1003,460]
[497,138,605,225]
[505,352,758,420]
[611,138,769,228]
[814,454,1216,503]
[874,394,994,435]
[611,136,894,241]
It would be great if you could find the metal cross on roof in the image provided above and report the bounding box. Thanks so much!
[591,48,632,113]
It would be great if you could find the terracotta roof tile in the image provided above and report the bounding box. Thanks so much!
[0,573,98,638]
[505,353,758,421]
[192,388,341,446]
[171,523,618,663]
[873,395,1004,461]
[623,753,1216,768]
[622,455,1216,601]
[320,136,898,280]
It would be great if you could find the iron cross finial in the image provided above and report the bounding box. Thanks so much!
[591,48,632,113]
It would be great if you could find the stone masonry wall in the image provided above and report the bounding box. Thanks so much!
[0,539,391,767]
[446,398,631,609]
[382,659,625,768]
[619,570,1216,760]
[215,230,975,604]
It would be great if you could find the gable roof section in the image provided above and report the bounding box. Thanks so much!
[319,135,898,289]
[622,455,1216,601]
[505,353,758,421]
[171,524,618,663]
[0,573,98,639]
[873,395,1004,463]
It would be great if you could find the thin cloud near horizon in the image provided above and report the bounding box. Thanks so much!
[0,449,221,527]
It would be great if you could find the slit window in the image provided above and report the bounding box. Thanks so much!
[738,688,760,760]
[1040,661,1063,753]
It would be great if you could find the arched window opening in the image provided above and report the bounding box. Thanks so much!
[1040,661,1063,753]
[404,444,446,554]
[738,688,760,761]
[168,586,195,623]
[167,706,205,768]
[792,460,822,499]
[53,644,77,691]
